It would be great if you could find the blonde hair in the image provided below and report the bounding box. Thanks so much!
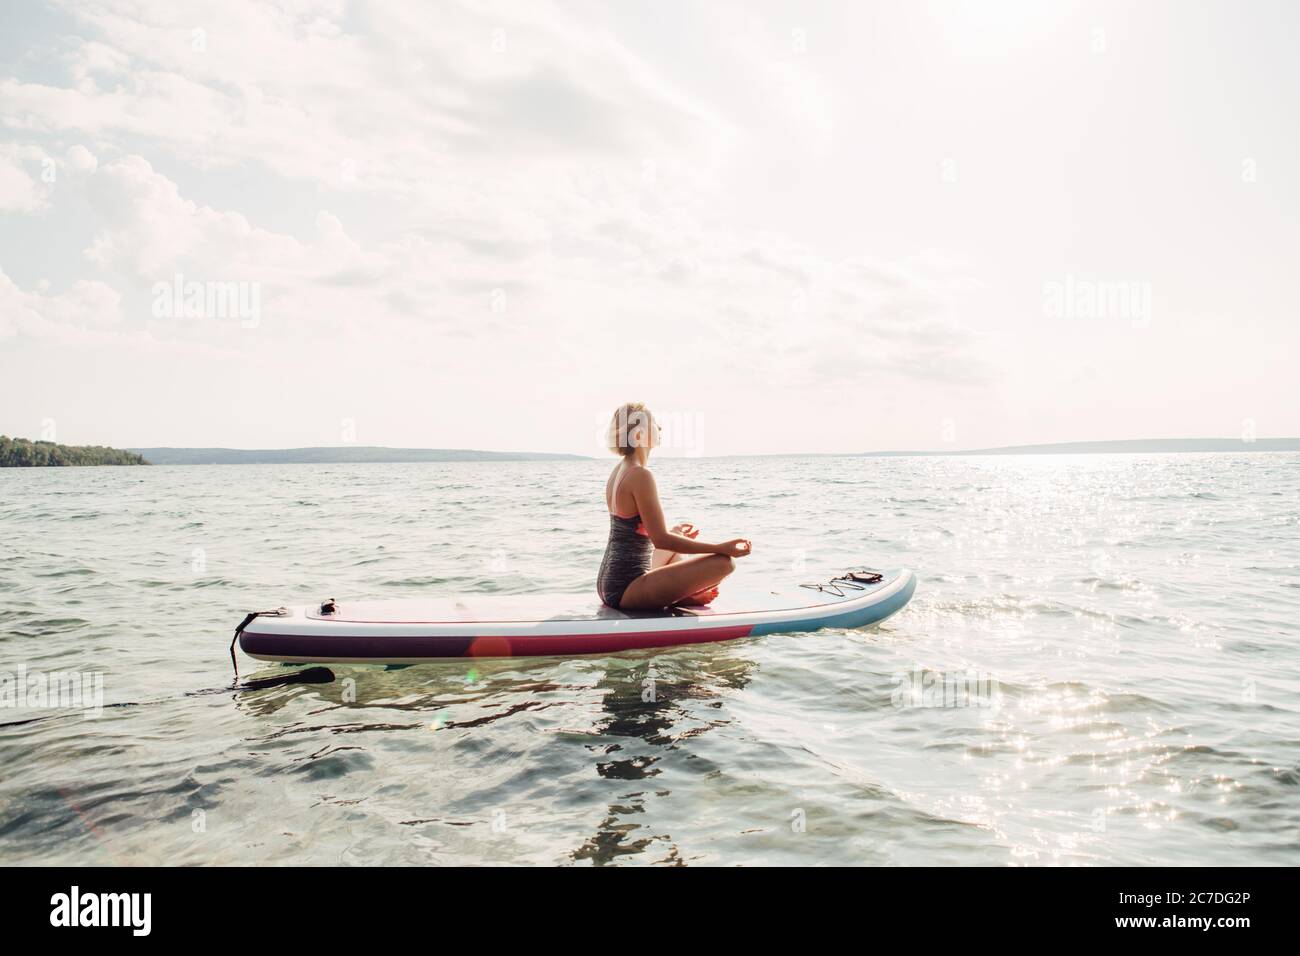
[607,402,654,457]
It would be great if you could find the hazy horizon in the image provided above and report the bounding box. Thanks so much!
[3,0,1297,457]
[109,434,1300,459]
[6,431,1300,458]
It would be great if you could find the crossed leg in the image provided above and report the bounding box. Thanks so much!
[618,552,735,610]
[649,522,720,605]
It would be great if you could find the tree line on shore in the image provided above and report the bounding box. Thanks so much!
[0,436,149,467]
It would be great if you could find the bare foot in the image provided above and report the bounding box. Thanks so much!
[676,585,720,607]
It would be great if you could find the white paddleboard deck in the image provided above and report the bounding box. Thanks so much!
[238,567,916,663]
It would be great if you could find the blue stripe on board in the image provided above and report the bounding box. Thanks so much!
[748,572,917,637]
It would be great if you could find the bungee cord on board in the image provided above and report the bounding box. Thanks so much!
[800,568,884,598]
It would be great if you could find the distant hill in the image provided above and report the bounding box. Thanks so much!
[31,437,1298,467]
[128,446,591,465]
[859,438,1300,457]
[1,436,148,467]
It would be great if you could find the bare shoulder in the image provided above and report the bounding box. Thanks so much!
[624,464,656,490]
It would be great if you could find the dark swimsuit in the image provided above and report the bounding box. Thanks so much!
[596,468,653,608]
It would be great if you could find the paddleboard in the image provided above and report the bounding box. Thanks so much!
[237,567,916,664]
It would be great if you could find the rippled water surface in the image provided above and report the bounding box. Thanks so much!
[2,454,1299,865]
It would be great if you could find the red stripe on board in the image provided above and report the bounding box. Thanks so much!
[242,623,757,660]
[472,624,756,657]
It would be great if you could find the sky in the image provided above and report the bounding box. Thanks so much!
[1,0,1297,457]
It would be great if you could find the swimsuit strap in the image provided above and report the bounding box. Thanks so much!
[608,465,638,518]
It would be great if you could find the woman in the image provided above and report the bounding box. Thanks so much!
[596,402,752,610]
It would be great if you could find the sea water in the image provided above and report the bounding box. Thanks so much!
[1,453,1298,865]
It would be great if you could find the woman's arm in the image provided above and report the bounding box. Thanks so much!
[629,469,751,557]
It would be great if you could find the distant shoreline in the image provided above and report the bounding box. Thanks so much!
[4,437,1294,467]
[127,446,590,465]
[0,436,148,467]
[121,437,1300,465]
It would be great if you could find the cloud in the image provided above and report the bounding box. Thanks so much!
[0,0,992,452]
[2,0,718,197]
[0,147,49,212]
[8,142,982,390]
[45,150,521,349]
[0,271,122,340]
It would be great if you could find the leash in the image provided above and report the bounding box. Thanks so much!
[229,608,288,681]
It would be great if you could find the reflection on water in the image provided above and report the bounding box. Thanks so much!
[569,653,757,865]
[1,454,1299,865]
[228,648,760,866]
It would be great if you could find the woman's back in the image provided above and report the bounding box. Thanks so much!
[596,464,653,608]
[606,462,642,518]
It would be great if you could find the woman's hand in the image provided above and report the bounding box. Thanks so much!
[629,471,747,556]
[716,538,753,558]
